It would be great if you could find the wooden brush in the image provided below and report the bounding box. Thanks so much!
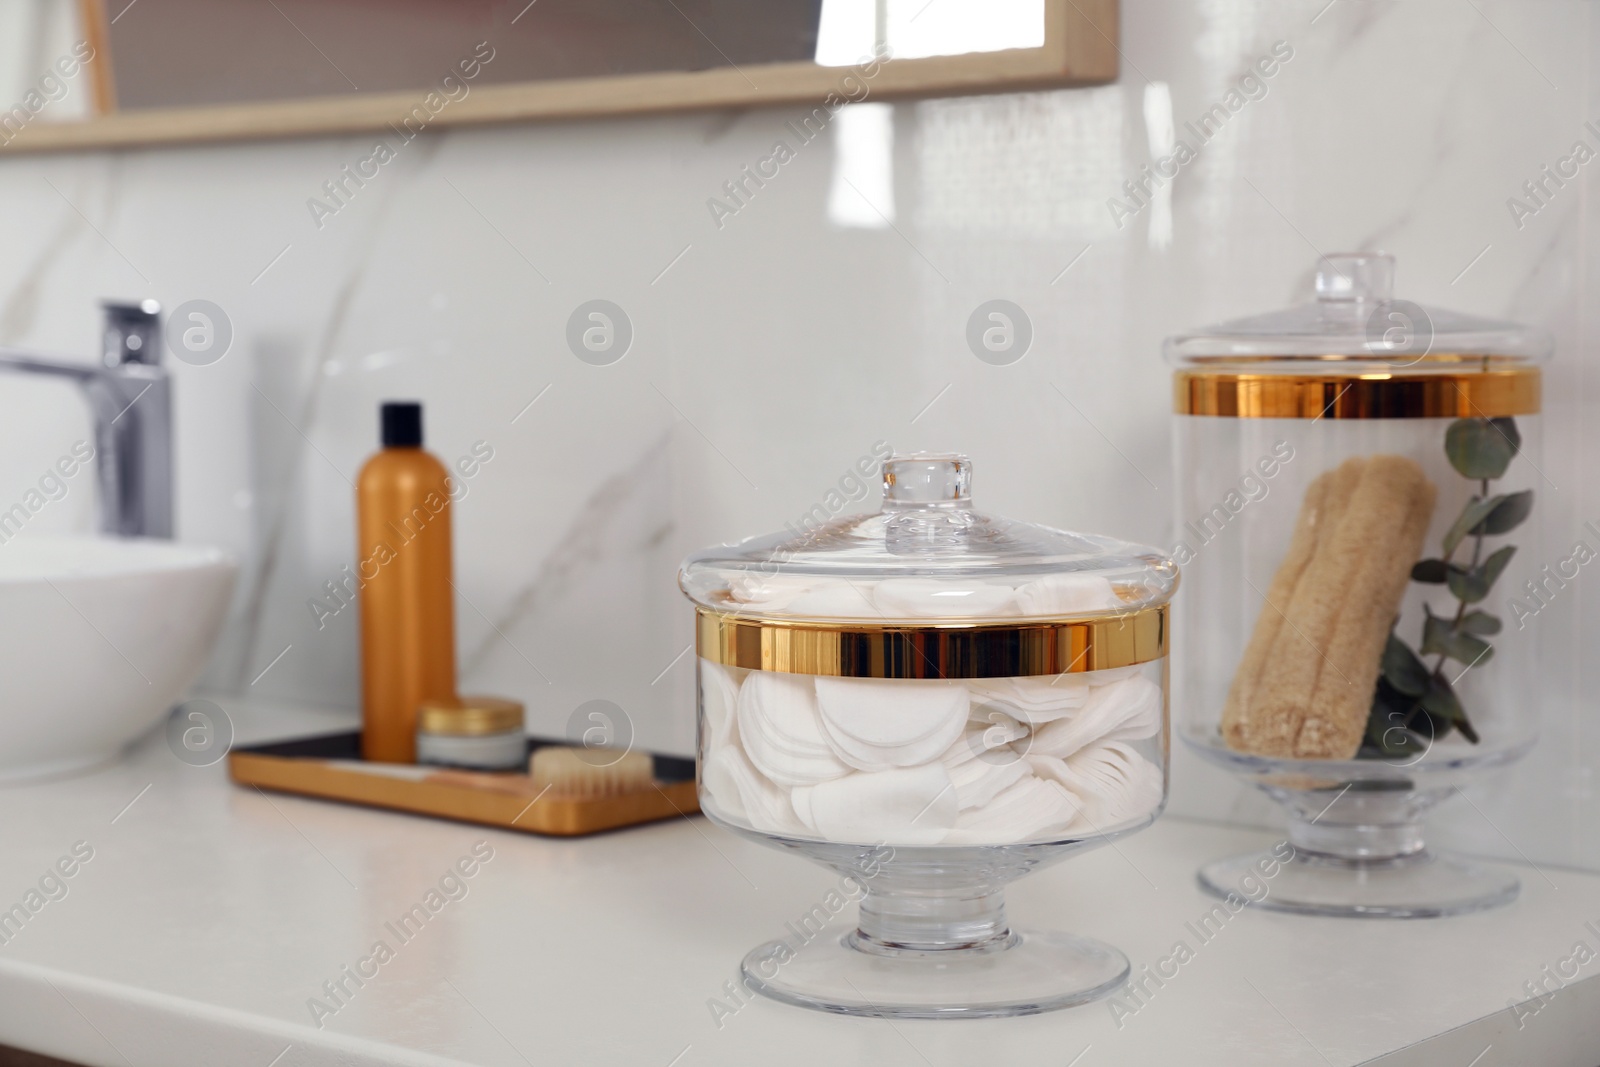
[529,746,655,798]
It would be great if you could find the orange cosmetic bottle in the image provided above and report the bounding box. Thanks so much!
[357,402,457,762]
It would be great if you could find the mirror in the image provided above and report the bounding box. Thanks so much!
[0,0,1116,153]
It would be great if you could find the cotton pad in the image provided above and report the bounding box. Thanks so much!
[971,675,1091,725]
[737,671,851,786]
[726,573,813,610]
[783,581,880,618]
[944,777,1080,844]
[705,745,804,834]
[1086,664,1144,687]
[1013,573,1122,616]
[948,757,1030,811]
[1059,742,1164,834]
[941,716,1026,769]
[872,578,1017,617]
[699,659,741,753]
[815,677,969,748]
[702,746,750,822]
[815,677,970,772]
[807,764,959,845]
[1030,674,1161,759]
[790,784,818,832]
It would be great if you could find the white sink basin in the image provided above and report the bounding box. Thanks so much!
[0,536,237,781]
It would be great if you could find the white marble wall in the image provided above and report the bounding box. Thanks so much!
[0,0,1596,870]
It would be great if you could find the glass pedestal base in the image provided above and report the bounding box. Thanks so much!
[737,880,1128,1019]
[1199,846,1519,919]
[1180,749,1526,919]
[740,928,1129,1020]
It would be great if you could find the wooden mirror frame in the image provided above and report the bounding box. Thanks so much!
[0,0,1116,155]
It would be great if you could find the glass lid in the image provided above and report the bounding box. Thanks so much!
[1164,253,1552,368]
[679,453,1177,623]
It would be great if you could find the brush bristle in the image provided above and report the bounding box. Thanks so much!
[529,746,654,798]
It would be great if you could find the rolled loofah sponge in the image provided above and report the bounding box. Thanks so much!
[1223,455,1437,760]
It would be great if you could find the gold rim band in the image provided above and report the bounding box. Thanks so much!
[695,605,1169,679]
[418,696,525,736]
[1173,366,1540,419]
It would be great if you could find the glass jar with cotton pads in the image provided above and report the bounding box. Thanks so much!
[679,453,1177,1019]
[1168,252,1549,918]
[415,696,525,770]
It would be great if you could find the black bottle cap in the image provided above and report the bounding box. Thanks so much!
[381,402,424,447]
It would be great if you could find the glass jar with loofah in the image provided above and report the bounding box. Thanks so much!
[1168,253,1550,918]
[679,453,1177,1019]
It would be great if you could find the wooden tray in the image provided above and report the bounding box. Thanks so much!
[228,732,699,836]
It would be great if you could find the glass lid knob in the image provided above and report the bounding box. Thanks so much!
[882,453,972,510]
[1315,252,1395,304]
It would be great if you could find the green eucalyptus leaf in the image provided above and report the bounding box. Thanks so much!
[1446,545,1517,604]
[1420,611,1449,656]
[1476,489,1534,536]
[1449,632,1493,666]
[1490,417,1522,455]
[1376,724,1428,758]
[1382,633,1431,696]
[1420,674,1479,743]
[1459,610,1502,636]
[1443,496,1499,557]
[1364,680,1429,757]
[1421,709,1455,743]
[1411,558,1450,583]
[1420,608,1494,665]
[1478,544,1517,593]
[1446,418,1519,480]
[1420,675,1464,722]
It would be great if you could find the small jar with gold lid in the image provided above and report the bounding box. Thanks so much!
[1168,252,1549,917]
[415,695,525,770]
[679,453,1177,1019]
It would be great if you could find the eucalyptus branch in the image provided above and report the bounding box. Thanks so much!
[1360,420,1529,757]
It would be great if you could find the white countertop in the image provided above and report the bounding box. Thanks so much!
[0,698,1596,1067]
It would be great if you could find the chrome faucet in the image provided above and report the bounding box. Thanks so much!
[0,301,172,538]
